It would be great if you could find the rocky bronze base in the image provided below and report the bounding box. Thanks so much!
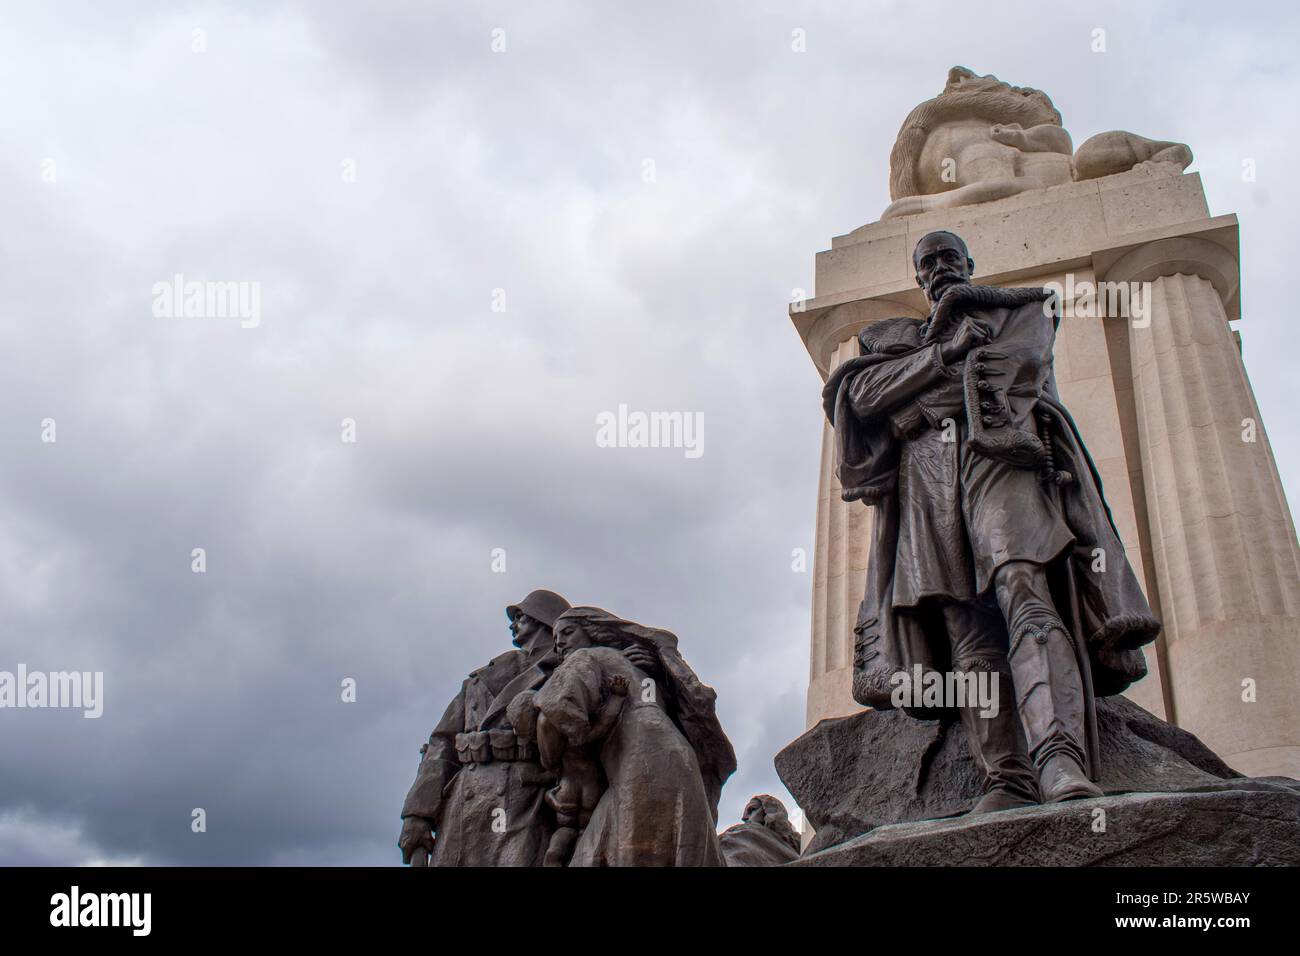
[790,787,1300,866]
[775,694,1262,853]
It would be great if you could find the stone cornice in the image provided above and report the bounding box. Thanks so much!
[790,171,1240,377]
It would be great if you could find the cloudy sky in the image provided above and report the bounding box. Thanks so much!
[2,0,1297,865]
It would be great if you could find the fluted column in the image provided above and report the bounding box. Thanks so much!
[807,337,872,727]
[803,299,927,728]
[1115,238,1300,777]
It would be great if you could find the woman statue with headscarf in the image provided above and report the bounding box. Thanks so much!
[507,606,736,867]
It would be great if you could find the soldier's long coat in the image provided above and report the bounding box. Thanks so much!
[401,648,557,866]
[821,284,1160,717]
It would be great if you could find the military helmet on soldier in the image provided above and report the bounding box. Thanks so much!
[506,589,571,629]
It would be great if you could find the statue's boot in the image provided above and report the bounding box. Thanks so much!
[1009,618,1103,803]
[957,662,1040,813]
[1038,753,1102,803]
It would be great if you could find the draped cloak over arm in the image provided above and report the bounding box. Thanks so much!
[821,321,960,503]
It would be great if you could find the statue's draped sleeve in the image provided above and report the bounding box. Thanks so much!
[822,332,957,503]
[842,343,955,420]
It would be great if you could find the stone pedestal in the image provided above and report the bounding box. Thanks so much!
[792,169,1300,778]
[778,695,1300,865]
[790,788,1300,867]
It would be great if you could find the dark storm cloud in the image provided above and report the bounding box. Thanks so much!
[1,0,1297,864]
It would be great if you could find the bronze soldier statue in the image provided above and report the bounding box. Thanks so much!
[822,230,1159,810]
[398,588,571,866]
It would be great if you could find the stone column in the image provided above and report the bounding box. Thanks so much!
[808,337,871,727]
[1110,237,1300,778]
[803,300,925,728]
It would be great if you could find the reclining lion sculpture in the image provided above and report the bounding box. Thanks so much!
[882,66,1192,220]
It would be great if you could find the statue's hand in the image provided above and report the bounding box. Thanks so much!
[399,816,435,865]
[990,123,1027,148]
[622,644,658,673]
[943,320,992,363]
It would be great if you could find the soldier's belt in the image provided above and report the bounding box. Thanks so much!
[454,729,537,765]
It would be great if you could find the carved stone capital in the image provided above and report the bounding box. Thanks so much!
[804,297,928,376]
[1100,235,1239,315]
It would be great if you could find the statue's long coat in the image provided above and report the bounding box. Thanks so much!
[401,649,557,866]
[821,285,1160,718]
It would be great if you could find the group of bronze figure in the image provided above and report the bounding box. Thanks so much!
[399,589,799,866]
[400,229,1160,865]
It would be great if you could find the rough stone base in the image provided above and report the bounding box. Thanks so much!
[791,788,1300,866]
[776,695,1253,853]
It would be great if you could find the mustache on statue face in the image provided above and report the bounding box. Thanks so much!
[928,272,963,295]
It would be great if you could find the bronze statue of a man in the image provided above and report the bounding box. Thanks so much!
[398,588,572,866]
[822,230,1159,809]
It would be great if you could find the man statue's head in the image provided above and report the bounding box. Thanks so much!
[506,589,572,654]
[913,230,974,304]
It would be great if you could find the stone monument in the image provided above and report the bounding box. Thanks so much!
[793,66,1300,784]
